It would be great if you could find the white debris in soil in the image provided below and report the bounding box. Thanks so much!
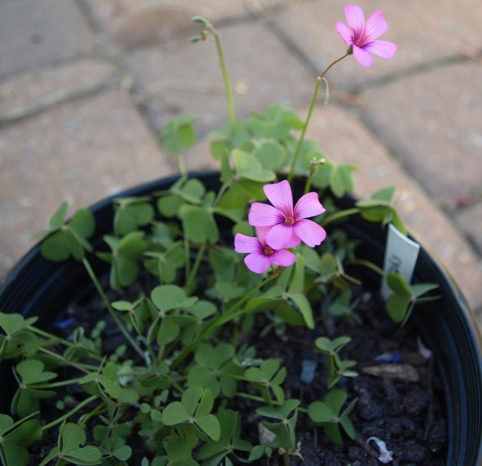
[417,336,433,359]
[367,436,394,464]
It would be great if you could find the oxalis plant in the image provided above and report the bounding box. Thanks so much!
[0,5,439,466]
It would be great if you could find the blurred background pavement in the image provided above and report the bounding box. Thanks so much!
[1,0,482,323]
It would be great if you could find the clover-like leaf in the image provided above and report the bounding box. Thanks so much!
[113,196,155,236]
[0,415,42,466]
[99,232,148,289]
[245,359,286,405]
[160,115,198,155]
[35,204,95,262]
[308,390,358,444]
[232,149,275,182]
[179,204,219,244]
[163,387,221,441]
[0,313,38,337]
[39,423,102,466]
[151,285,198,313]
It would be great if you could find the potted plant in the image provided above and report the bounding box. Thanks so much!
[1,5,482,466]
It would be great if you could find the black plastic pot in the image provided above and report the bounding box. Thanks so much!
[1,172,482,465]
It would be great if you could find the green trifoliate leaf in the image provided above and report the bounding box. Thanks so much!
[179,204,219,244]
[160,115,198,155]
[150,285,198,313]
[34,202,95,262]
[0,415,42,466]
[157,193,185,218]
[39,423,102,466]
[113,197,154,236]
[0,313,38,336]
[387,273,412,297]
[16,359,57,385]
[179,178,206,204]
[255,141,288,171]
[49,201,68,229]
[232,149,275,182]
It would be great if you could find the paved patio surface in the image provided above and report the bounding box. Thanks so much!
[1,0,482,324]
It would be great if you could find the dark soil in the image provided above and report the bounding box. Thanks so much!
[238,291,447,466]
[28,275,447,466]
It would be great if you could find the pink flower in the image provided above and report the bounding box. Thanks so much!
[336,4,397,67]
[248,180,326,250]
[234,227,296,274]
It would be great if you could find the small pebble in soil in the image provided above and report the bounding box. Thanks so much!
[358,388,384,421]
[427,420,447,454]
[382,379,404,416]
[404,389,428,415]
[401,443,429,463]
[300,359,317,384]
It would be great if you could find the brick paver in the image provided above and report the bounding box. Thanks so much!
[0,0,97,80]
[361,61,482,204]
[0,59,119,123]
[274,0,482,91]
[0,87,173,279]
[1,0,481,322]
[125,21,314,135]
[304,104,482,311]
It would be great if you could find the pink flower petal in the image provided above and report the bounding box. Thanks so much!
[363,10,389,43]
[266,224,293,250]
[335,21,354,46]
[270,249,296,268]
[344,4,365,39]
[263,180,293,216]
[364,40,397,60]
[293,219,327,248]
[245,253,271,274]
[254,226,272,246]
[248,202,281,227]
[353,44,374,67]
[234,234,261,254]
[284,231,302,249]
[294,192,325,220]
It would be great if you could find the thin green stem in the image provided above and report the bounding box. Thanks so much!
[171,274,277,369]
[287,54,349,184]
[235,392,279,404]
[178,152,188,180]
[183,236,191,284]
[320,207,360,226]
[27,326,70,346]
[235,392,309,414]
[2,411,39,435]
[39,348,97,373]
[42,395,98,431]
[287,77,321,184]
[213,180,231,207]
[27,326,104,362]
[79,400,106,427]
[82,258,144,360]
[186,242,207,290]
[31,376,88,389]
[211,28,236,130]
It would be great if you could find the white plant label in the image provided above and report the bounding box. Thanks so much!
[380,223,420,300]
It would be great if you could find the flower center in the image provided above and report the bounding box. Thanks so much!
[284,216,295,226]
[263,245,274,256]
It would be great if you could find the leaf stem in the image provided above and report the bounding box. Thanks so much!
[171,274,276,368]
[211,25,236,131]
[178,151,188,180]
[27,326,104,361]
[38,347,97,373]
[41,395,98,431]
[186,242,207,290]
[287,54,349,184]
[82,258,145,360]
